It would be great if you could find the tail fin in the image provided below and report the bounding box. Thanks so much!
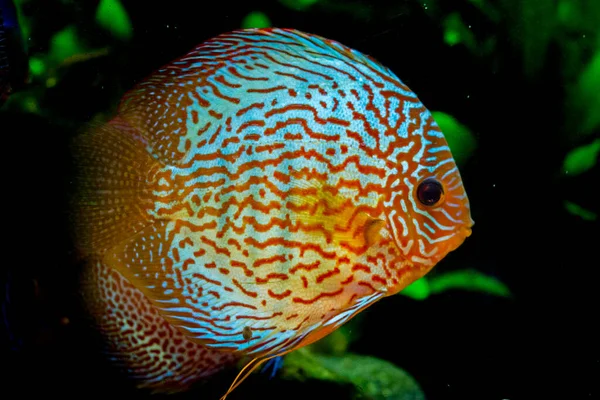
[70,116,160,257]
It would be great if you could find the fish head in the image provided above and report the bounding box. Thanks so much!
[384,108,473,289]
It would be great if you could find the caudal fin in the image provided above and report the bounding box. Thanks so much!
[70,116,160,257]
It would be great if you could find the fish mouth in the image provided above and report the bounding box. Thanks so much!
[445,224,473,254]
[462,216,475,238]
[462,226,473,238]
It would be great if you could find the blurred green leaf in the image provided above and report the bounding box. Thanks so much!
[556,0,600,33]
[431,111,477,167]
[12,0,31,43]
[399,277,430,300]
[564,201,597,221]
[282,348,339,382]
[241,11,271,29]
[281,0,371,19]
[562,139,600,176]
[443,12,477,51]
[96,0,133,41]
[279,0,319,12]
[467,0,501,22]
[571,52,600,135]
[557,2,600,137]
[3,90,41,114]
[308,327,350,356]
[557,0,579,28]
[28,57,45,77]
[429,270,511,297]
[283,349,425,400]
[44,26,110,78]
[502,0,556,78]
[307,315,365,356]
[49,25,87,64]
[521,0,556,78]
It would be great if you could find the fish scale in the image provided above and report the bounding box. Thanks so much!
[73,27,473,386]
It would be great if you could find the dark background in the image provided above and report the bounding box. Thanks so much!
[1,0,598,399]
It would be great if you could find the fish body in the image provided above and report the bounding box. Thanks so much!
[73,28,472,391]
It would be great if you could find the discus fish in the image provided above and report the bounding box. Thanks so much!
[72,28,473,396]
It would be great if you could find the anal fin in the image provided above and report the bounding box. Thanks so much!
[80,259,237,394]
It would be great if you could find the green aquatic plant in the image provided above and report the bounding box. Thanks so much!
[442,12,477,51]
[564,201,597,221]
[279,0,320,12]
[241,11,271,29]
[431,111,477,167]
[95,0,133,41]
[567,52,600,137]
[400,278,430,301]
[48,26,87,65]
[512,0,556,79]
[401,269,511,301]
[283,349,425,400]
[562,139,600,176]
[428,269,511,298]
[28,57,44,77]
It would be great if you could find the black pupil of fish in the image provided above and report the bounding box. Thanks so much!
[417,179,444,206]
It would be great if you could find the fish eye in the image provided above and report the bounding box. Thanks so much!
[417,178,444,206]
